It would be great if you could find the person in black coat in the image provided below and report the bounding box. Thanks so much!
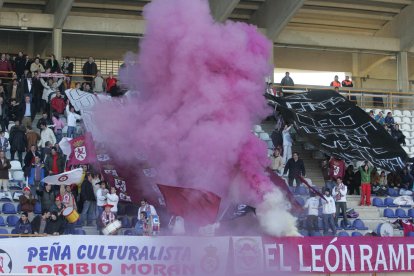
[9,121,27,164]
[23,145,40,177]
[45,55,60,73]
[45,211,64,236]
[82,57,98,82]
[31,210,50,235]
[392,124,406,146]
[283,152,306,187]
[31,71,43,114]
[80,173,97,226]
[343,165,359,195]
[14,52,26,80]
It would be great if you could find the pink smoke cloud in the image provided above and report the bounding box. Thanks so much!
[92,0,297,235]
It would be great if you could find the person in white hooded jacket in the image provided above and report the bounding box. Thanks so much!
[321,188,337,236]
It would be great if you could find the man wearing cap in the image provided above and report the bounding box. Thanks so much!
[100,203,117,235]
[49,195,65,217]
[19,186,36,221]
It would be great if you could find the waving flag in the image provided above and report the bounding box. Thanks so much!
[42,168,85,185]
[68,133,97,166]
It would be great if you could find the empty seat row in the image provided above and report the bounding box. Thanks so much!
[383,208,414,218]
[373,197,411,208]
[2,202,42,214]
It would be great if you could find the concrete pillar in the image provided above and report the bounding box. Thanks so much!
[27,33,34,57]
[52,28,62,62]
[352,53,361,88]
[397,51,409,92]
[269,46,275,84]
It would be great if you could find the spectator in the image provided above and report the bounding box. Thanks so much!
[282,124,292,165]
[46,54,60,73]
[50,91,66,114]
[45,211,64,236]
[36,112,52,131]
[31,210,50,235]
[321,159,330,189]
[19,186,36,221]
[138,198,158,217]
[15,51,26,80]
[45,147,64,176]
[82,57,98,82]
[31,71,43,113]
[25,127,40,152]
[66,104,81,138]
[80,173,96,226]
[38,122,56,149]
[21,95,35,128]
[392,124,406,146]
[60,184,77,234]
[384,112,394,128]
[359,161,373,206]
[0,96,7,131]
[0,53,13,80]
[341,76,353,87]
[270,149,283,174]
[7,79,23,103]
[61,58,73,89]
[106,186,119,215]
[0,150,11,198]
[373,171,388,196]
[24,55,32,72]
[384,125,392,136]
[51,113,64,143]
[321,188,336,236]
[328,156,346,190]
[29,57,45,73]
[93,71,106,93]
[399,167,413,195]
[283,152,306,187]
[49,195,65,215]
[40,77,63,114]
[8,98,20,122]
[14,212,32,235]
[22,71,34,97]
[304,192,319,235]
[280,72,294,87]
[28,156,45,196]
[99,203,117,235]
[374,111,385,125]
[36,183,56,213]
[135,211,149,236]
[387,171,401,189]
[332,177,348,227]
[330,75,341,87]
[0,130,9,152]
[343,165,359,195]
[368,110,375,119]
[9,120,27,164]
[96,181,108,218]
[105,71,117,93]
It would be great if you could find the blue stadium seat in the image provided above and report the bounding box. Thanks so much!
[384,197,398,207]
[296,186,308,196]
[2,203,16,214]
[34,202,42,214]
[407,232,414,237]
[0,217,5,227]
[351,231,363,237]
[0,228,8,238]
[121,216,131,228]
[387,188,399,197]
[310,231,322,236]
[408,209,414,218]
[341,219,355,230]
[6,215,19,227]
[373,198,385,207]
[338,231,349,237]
[299,229,309,236]
[74,229,86,235]
[10,228,18,238]
[383,208,397,218]
[395,208,409,218]
[124,229,135,236]
[353,219,369,230]
[0,198,12,202]
[16,204,21,213]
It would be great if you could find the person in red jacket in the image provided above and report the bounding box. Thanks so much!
[330,75,341,88]
[0,53,13,81]
[106,72,117,93]
[50,91,66,114]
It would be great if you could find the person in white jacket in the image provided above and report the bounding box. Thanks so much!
[95,181,108,217]
[321,188,337,236]
[40,77,63,114]
[332,177,348,227]
[66,104,81,138]
[38,122,56,148]
[138,199,157,219]
[106,186,119,214]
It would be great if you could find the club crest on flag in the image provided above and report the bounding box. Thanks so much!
[73,140,87,161]
[58,175,69,182]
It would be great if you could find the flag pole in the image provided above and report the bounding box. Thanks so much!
[217,203,231,222]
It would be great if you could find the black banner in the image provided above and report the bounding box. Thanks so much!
[267,90,407,171]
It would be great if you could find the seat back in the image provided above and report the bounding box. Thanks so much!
[2,203,16,214]
[6,215,19,226]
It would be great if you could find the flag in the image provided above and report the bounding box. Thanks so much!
[68,133,97,166]
[219,203,256,221]
[58,137,72,159]
[157,184,221,226]
[42,168,85,185]
[299,176,327,202]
